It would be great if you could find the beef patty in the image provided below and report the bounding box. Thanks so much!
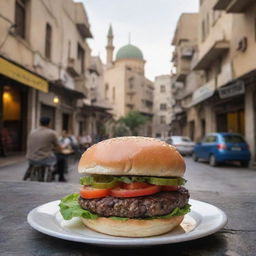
[78,187,189,218]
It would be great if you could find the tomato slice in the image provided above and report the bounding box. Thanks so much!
[122,182,150,190]
[161,185,180,191]
[111,184,161,198]
[80,186,111,199]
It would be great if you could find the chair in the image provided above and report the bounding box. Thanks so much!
[23,164,54,182]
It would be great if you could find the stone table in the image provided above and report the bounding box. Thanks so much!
[0,181,255,256]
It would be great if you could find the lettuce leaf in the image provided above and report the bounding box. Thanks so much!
[59,193,98,220]
[59,193,191,221]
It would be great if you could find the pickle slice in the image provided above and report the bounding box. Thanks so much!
[148,177,186,186]
[80,175,186,188]
[80,176,94,185]
[92,175,118,189]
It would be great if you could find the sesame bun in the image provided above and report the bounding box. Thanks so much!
[81,215,184,237]
[78,136,185,177]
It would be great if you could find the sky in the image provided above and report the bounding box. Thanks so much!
[78,0,198,80]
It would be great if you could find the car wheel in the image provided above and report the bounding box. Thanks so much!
[192,152,198,162]
[209,154,217,167]
[241,161,249,167]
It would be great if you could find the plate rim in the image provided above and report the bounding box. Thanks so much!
[27,198,227,246]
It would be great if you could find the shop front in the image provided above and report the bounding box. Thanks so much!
[0,56,48,156]
[216,81,245,135]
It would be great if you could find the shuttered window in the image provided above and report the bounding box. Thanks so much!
[45,23,52,59]
[15,0,26,39]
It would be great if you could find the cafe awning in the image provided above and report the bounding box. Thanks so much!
[0,56,48,93]
[190,80,215,106]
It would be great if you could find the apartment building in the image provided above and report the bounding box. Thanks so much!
[171,0,256,163]
[0,0,93,155]
[171,13,204,141]
[152,75,173,139]
[213,0,256,162]
[83,56,112,140]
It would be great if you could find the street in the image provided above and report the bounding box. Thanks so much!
[0,157,255,194]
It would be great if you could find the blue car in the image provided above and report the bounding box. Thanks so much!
[193,133,251,167]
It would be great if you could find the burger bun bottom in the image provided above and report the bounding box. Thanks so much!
[81,215,184,237]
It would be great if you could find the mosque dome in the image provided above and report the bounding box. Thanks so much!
[116,44,144,61]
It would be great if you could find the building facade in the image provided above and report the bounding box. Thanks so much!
[171,0,256,164]
[104,26,154,136]
[213,0,256,163]
[171,13,204,141]
[152,75,173,139]
[0,0,92,155]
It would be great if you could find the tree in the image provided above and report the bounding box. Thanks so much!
[112,122,131,137]
[119,111,148,136]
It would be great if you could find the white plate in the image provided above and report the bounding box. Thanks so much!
[27,199,227,247]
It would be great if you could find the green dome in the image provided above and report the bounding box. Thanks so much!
[116,44,144,61]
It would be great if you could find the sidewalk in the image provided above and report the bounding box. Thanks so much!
[0,154,26,168]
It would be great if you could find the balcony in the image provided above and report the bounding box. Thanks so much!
[176,60,191,82]
[67,58,81,77]
[180,46,194,58]
[173,105,184,115]
[193,40,229,70]
[75,3,93,38]
[190,79,215,106]
[74,76,87,94]
[214,0,254,13]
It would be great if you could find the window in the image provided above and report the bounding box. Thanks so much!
[105,84,109,99]
[217,57,222,74]
[206,13,210,36]
[112,87,115,102]
[45,23,52,59]
[203,135,217,143]
[160,103,167,111]
[128,77,134,89]
[79,121,83,136]
[201,119,206,137]
[68,41,71,58]
[77,43,85,74]
[160,116,166,124]
[201,20,206,42]
[160,85,166,93]
[205,68,210,82]
[223,135,245,143]
[15,0,27,39]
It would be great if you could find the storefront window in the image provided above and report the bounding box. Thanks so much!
[2,85,23,152]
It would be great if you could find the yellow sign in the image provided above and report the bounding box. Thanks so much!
[0,57,48,93]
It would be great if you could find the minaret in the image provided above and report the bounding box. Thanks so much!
[106,24,114,66]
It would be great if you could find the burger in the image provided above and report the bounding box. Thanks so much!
[59,136,190,237]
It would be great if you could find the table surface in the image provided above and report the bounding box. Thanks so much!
[1,181,255,256]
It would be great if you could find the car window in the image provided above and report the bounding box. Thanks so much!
[181,137,191,142]
[166,138,172,144]
[223,135,245,143]
[202,135,217,143]
[208,136,217,143]
[171,137,180,143]
[201,136,208,143]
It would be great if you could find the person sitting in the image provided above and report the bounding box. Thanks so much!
[79,133,92,150]
[25,117,67,182]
